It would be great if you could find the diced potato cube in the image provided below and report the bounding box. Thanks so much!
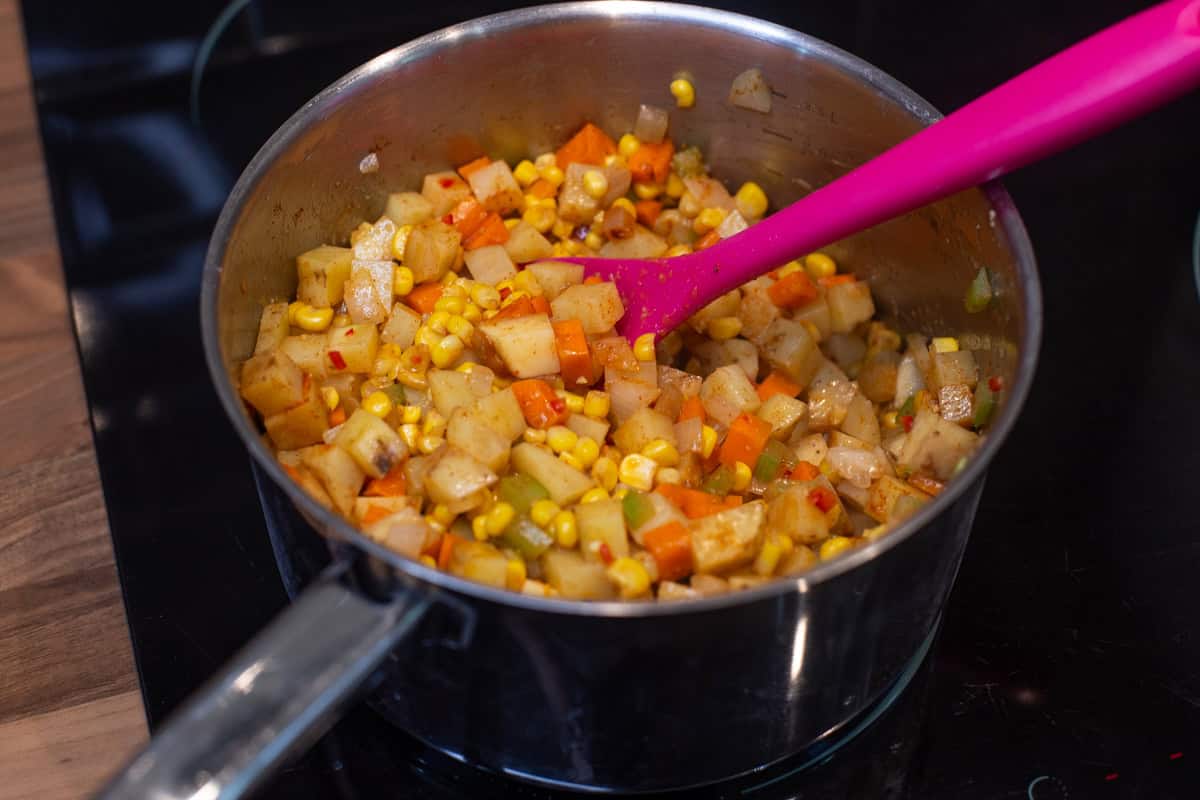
[353,259,393,307]
[689,501,766,574]
[478,313,560,378]
[466,160,523,214]
[657,365,702,398]
[380,303,421,349]
[384,192,434,226]
[428,369,476,418]
[300,444,364,517]
[792,295,832,341]
[425,449,497,512]
[333,409,408,478]
[326,324,379,373]
[858,351,901,404]
[343,267,389,325]
[597,225,668,259]
[464,388,525,441]
[511,443,595,506]
[791,432,829,468]
[354,496,412,524]
[865,475,931,523]
[840,391,881,445]
[937,383,975,427]
[612,407,675,454]
[463,245,517,284]
[504,221,554,264]
[449,539,510,589]
[405,220,462,284]
[608,377,661,425]
[557,163,600,224]
[699,364,760,426]
[254,302,290,355]
[279,334,328,378]
[240,350,305,416]
[897,410,979,480]
[321,373,363,416]
[549,282,624,335]
[447,408,510,472]
[565,413,609,444]
[826,280,875,333]
[363,505,435,559]
[738,281,780,342]
[296,245,353,308]
[724,338,759,382]
[758,394,808,440]
[527,261,584,299]
[352,218,397,261]
[541,549,615,600]
[421,170,471,217]
[689,289,740,334]
[760,318,823,388]
[828,430,872,450]
[766,486,830,544]
[286,463,333,510]
[658,581,702,601]
[931,350,979,390]
[576,499,630,563]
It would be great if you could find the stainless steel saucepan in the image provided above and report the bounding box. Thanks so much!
[98,3,1041,797]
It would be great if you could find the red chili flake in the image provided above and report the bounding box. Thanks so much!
[598,542,614,565]
[442,213,454,224]
[807,487,836,513]
[988,375,1004,393]
[328,350,347,370]
[345,328,355,336]
[549,398,567,415]
[499,287,512,300]
[901,414,915,433]
[439,178,456,188]
[1105,773,1119,781]
[1170,752,1183,760]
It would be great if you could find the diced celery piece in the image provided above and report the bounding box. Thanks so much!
[499,516,554,559]
[621,490,656,530]
[702,465,734,495]
[496,473,549,515]
[964,267,992,313]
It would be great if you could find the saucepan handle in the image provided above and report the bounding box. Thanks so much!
[95,561,435,800]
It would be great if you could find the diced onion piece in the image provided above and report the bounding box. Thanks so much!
[729,68,772,114]
[634,104,670,144]
[828,446,886,489]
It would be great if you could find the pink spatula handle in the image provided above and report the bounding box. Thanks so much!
[618,0,1200,337]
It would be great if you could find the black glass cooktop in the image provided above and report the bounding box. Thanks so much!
[22,0,1200,797]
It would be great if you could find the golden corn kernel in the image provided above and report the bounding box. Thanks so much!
[349,221,372,247]
[655,467,682,486]
[530,499,561,528]
[665,172,685,199]
[419,554,437,569]
[819,536,855,561]
[804,252,837,280]
[583,390,610,419]
[881,410,899,430]
[552,390,582,415]
[607,557,651,599]
[512,270,542,297]
[610,197,637,217]
[732,461,752,491]
[618,133,641,158]
[580,487,610,505]
[293,304,334,332]
[534,152,557,170]
[446,315,474,340]
[700,425,718,458]
[431,334,465,368]
[523,427,548,444]
[931,337,959,353]
[470,284,501,310]
[618,454,657,491]
[461,302,483,323]
[362,391,394,418]
[540,164,565,187]
[694,207,727,234]
[551,218,575,241]
[776,260,803,278]
[424,515,446,532]
[734,181,769,220]
[471,514,489,541]
[551,510,578,548]
[391,225,414,262]
[584,231,604,251]
[522,204,556,233]
[582,170,609,199]
[641,438,680,467]
[634,182,663,200]
[421,409,447,437]
[321,387,340,412]
[591,456,619,492]
[559,452,585,471]
[707,316,743,341]
[431,504,455,526]
[573,437,600,469]
[678,191,701,218]
[669,78,695,108]
[399,423,420,450]
[389,264,414,297]
[427,310,451,334]
[503,218,520,230]
[417,434,443,454]
[434,295,466,315]
[664,244,693,257]
[633,333,656,362]
[440,270,461,287]
[331,313,352,328]
[753,536,784,576]
[486,502,516,536]
[613,486,630,501]
[547,425,579,454]
[513,159,539,187]
[400,405,423,424]
[505,559,527,591]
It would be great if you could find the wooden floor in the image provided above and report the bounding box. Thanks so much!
[0,1,148,797]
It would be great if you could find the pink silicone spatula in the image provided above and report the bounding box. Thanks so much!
[564,0,1200,341]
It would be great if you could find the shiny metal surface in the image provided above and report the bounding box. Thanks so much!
[175,0,1039,793]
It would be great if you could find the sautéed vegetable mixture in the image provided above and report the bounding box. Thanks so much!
[239,102,1001,601]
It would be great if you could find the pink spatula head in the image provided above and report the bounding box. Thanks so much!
[563,0,1200,342]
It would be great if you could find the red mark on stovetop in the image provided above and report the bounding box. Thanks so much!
[1169,751,1183,760]
[1104,772,1119,781]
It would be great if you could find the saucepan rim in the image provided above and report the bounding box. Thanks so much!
[200,0,1042,618]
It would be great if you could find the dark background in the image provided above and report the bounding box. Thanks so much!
[20,0,1200,797]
